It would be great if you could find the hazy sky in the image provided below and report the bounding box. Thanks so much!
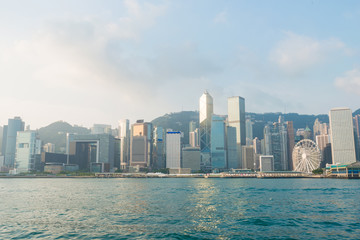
[1,0,360,129]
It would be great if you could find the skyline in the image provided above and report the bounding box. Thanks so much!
[1,0,360,128]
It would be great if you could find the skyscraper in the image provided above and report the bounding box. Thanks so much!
[3,117,25,168]
[329,108,356,165]
[226,126,238,169]
[166,131,181,169]
[15,131,41,173]
[153,126,165,169]
[211,115,227,170]
[227,96,245,168]
[189,129,199,148]
[286,121,295,170]
[199,91,213,171]
[130,120,153,168]
[264,121,288,171]
[242,145,255,169]
[253,137,261,154]
[118,119,130,169]
[245,118,253,146]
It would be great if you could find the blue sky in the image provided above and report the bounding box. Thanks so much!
[1,0,360,128]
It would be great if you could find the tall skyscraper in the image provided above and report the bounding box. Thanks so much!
[199,91,213,171]
[15,131,41,173]
[3,117,25,168]
[118,119,130,169]
[166,131,181,169]
[329,108,356,165]
[253,137,261,154]
[316,134,330,164]
[245,118,253,146]
[264,121,288,171]
[211,115,227,170]
[313,118,328,140]
[189,121,197,133]
[189,128,199,148]
[242,145,255,169]
[227,96,246,168]
[130,120,153,168]
[226,126,238,169]
[153,127,165,169]
[286,121,295,170]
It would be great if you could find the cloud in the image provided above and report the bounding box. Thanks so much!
[107,0,168,40]
[214,10,227,23]
[335,68,360,95]
[0,0,224,128]
[269,32,346,76]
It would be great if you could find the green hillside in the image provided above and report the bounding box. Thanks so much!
[37,121,90,153]
[151,110,334,143]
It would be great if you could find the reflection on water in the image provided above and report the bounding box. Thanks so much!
[1,178,360,239]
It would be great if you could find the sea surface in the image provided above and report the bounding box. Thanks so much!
[0,178,359,239]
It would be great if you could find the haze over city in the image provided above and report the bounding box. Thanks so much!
[1,0,360,128]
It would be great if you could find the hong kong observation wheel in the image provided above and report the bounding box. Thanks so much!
[292,139,321,173]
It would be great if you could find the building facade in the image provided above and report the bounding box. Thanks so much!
[166,131,181,169]
[264,121,288,171]
[199,91,213,171]
[211,115,227,170]
[15,131,41,173]
[329,108,356,165]
[227,96,246,168]
[2,117,25,169]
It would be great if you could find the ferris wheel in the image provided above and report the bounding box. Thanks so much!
[292,139,321,173]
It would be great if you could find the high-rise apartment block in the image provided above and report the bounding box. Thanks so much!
[329,108,356,165]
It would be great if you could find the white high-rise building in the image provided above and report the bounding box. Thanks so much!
[227,96,246,168]
[166,131,181,169]
[15,131,41,173]
[329,108,356,165]
[199,91,213,170]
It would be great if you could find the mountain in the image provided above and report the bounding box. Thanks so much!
[152,111,199,145]
[151,111,331,143]
[37,121,90,153]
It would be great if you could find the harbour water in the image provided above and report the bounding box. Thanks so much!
[0,178,359,239]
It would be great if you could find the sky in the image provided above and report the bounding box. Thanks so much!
[1,0,360,129]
